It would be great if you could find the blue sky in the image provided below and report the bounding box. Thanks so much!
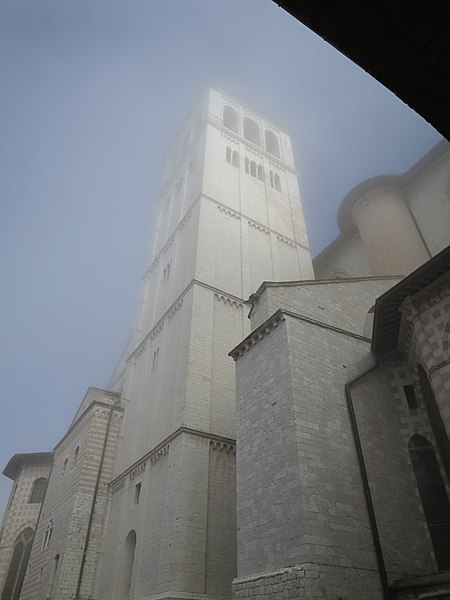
[0,0,442,514]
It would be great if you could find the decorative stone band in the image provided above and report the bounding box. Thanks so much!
[205,193,310,253]
[168,299,183,319]
[129,279,244,361]
[217,204,241,220]
[150,321,164,340]
[230,312,286,361]
[162,232,176,255]
[276,233,297,247]
[209,440,235,454]
[130,461,146,480]
[248,221,270,235]
[109,426,236,494]
[145,191,310,283]
[54,402,124,454]
[214,292,242,309]
[150,445,169,464]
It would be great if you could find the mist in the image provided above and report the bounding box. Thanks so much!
[0,0,441,514]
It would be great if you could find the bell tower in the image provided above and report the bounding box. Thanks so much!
[96,87,314,600]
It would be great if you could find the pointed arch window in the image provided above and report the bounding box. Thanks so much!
[243,117,261,146]
[409,434,450,570]
[223,106,238,133]
[1,527,34,600]
[29,478,48,504]
[42,520,53,550]
[265,130,280,158]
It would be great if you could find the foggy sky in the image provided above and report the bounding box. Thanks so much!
[0,0,442,514]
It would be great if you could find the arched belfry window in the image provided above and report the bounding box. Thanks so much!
[409,435,450,570]
[118,530,137,600]
[243,117,261,146]
[1,527,34,600]
[265,130,280,158]
[29,478,48,504]
[257,165,265,182]
[250,161,257,178]
[223,106,238,133]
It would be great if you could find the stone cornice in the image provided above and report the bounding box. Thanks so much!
[230,308,371,361]
[214,292,243,310]
[109,426,236,492]
[53,402,123,453]
[203,194,311,253]
[229,311,286,361]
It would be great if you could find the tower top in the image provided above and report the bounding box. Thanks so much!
[162,86,295,170]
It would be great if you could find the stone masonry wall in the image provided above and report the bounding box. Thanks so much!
[250,277,399,334]
[233,563,382,600]
[232,304,437,599]
[20,400,122,600]
[402,273,450,438]
[0,458,52,598]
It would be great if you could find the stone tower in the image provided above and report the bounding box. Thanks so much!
[1,87,313,600]
[96,88,313,600]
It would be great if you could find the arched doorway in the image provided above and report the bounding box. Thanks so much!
[1,527,34,600]
[118,530,136,600]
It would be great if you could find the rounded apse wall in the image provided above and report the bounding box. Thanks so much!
[351,186,429,276]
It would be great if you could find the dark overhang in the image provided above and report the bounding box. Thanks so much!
[3,452,53,480]
[274,1,450,141]
[372,246,450,353]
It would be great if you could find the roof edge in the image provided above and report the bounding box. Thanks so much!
[3,452,53,480]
